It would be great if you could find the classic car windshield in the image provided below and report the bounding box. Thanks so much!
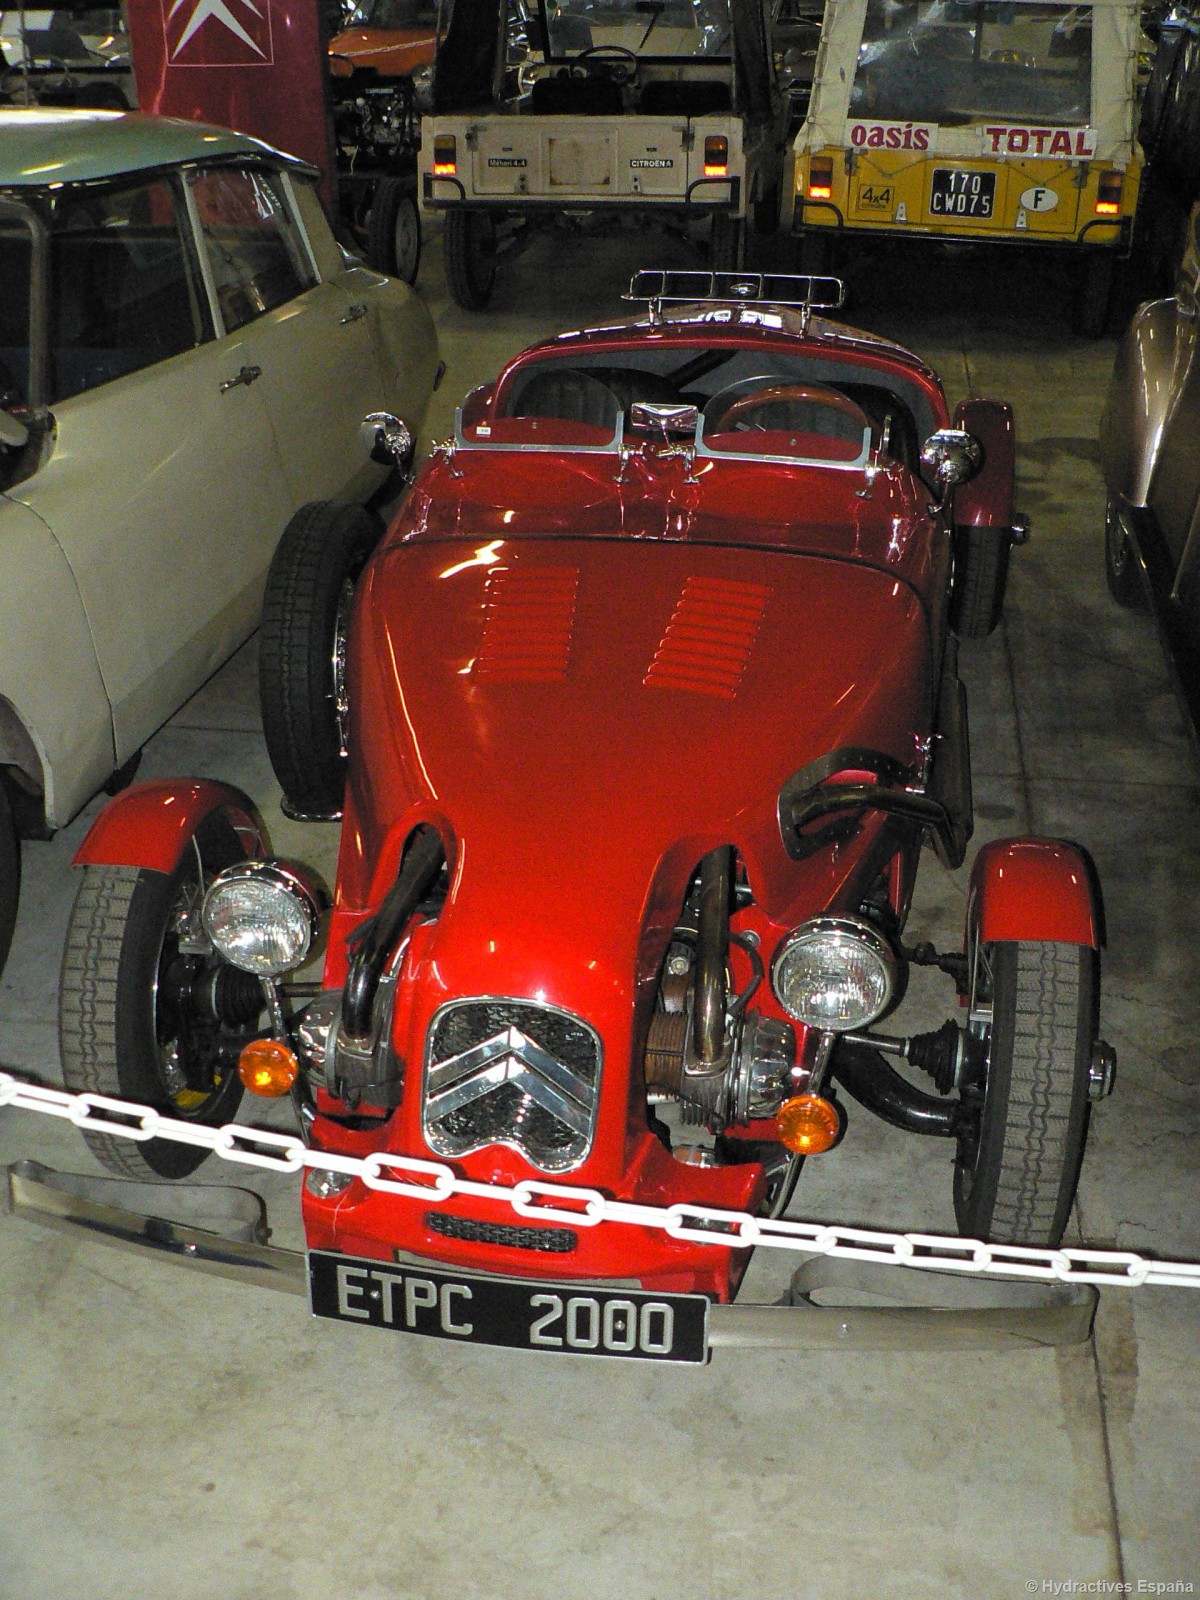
[539,0,732,60]
[499,345,936,463]
[850,0,1093,126]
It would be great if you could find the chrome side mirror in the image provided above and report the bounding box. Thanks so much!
[920,428,983,508]
[630,401,699,439]
[359,411,414,469]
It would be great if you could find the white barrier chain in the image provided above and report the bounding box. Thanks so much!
[4,1069,1199,1290]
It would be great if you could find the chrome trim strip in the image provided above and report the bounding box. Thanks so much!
[6,1161,307,1296]
[6,1164,1096,1347]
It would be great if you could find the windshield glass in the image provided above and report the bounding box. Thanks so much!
[539,0,732,60]
[0,208,34,417]
[850,1,1093,126]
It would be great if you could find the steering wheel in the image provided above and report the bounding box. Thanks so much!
[708,382,871,434]
[569,45,639,84]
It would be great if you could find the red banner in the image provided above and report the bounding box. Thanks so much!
[125,0,336,210]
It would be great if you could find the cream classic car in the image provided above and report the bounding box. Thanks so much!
[0,108,440,973]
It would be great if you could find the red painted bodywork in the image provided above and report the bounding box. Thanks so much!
[303,310,967,1300]
[84,307,1064,1303]
[73,779,262,873]
[952,398,1016,530]
[968,838,1101,948]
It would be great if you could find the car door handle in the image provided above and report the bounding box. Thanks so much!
[339,303,368,325]
[218,364,263,393]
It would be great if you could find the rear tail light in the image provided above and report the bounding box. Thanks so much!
[808,154,834,200]
[433,134,457,177]
[1095,171,1123,216]
[704,135,729,177]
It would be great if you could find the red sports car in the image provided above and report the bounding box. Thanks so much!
[59,272,1114,1362]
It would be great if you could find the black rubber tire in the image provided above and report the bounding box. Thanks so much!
[954,941,1095,1247]
[949,524,1011,638]
[59,815,250,1180]
[0,782,20,979]
[1072,252,1115,339]
[444,209,498,311]
[1104,491,1145,609]
[259,501,382,818]
[366,174,421,284]
[710,211,746,271]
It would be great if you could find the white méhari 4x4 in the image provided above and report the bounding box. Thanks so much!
[421,0,787,307]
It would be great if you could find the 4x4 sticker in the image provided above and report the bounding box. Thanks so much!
[488,157,527,168]
[858,183,893,211]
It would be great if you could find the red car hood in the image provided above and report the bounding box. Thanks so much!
[343,528,933,1004]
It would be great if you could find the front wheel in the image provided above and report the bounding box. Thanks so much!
[949,524,1011,638]
[954,940,1095,1247]
[367,175,421,284]
[59,814,259,1179]
[259,501,382,819]
[1104,492,1145,608]
[444,209,498,311]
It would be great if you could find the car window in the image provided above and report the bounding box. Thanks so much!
[851,0,1093,127]
[47,176,205,403]
[188,167,318,334]
[0,218,32,410]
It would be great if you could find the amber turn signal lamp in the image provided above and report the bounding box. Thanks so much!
[704,135,729,177]
[776,1094,841,1154]
[433,134,458,177]
[1095,171,1123,216]
[238,1039,299,1098]
[808,154,834,200]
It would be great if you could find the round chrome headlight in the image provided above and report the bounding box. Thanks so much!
[202,862,321,978]
[770,916,898,1032]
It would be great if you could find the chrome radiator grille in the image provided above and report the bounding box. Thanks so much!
[423,999,602,1173]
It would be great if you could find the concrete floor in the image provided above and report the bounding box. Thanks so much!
[1,222,1198,1599]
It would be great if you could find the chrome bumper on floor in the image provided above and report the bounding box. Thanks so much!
[6,1161,1098,1350]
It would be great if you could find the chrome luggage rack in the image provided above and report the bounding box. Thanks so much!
[624,269,847,328]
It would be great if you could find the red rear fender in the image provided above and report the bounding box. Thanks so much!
[952,398,1015,529]
[968,838,1101,949]
[73,780,264,874]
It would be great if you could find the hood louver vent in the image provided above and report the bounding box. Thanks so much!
[644,576,770,698]
[472,565,579,683]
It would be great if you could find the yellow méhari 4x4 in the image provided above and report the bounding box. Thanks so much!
[787,0,1144,334]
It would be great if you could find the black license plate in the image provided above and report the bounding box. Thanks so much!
[308,1251,710,1363]
[930,168,996,218]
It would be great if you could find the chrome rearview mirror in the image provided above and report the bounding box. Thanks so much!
[920,428,983,508]
[359,411,414,469]
[629,401,700,439]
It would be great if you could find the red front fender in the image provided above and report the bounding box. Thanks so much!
[967,837,1102,949]
[73,780,265,874]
